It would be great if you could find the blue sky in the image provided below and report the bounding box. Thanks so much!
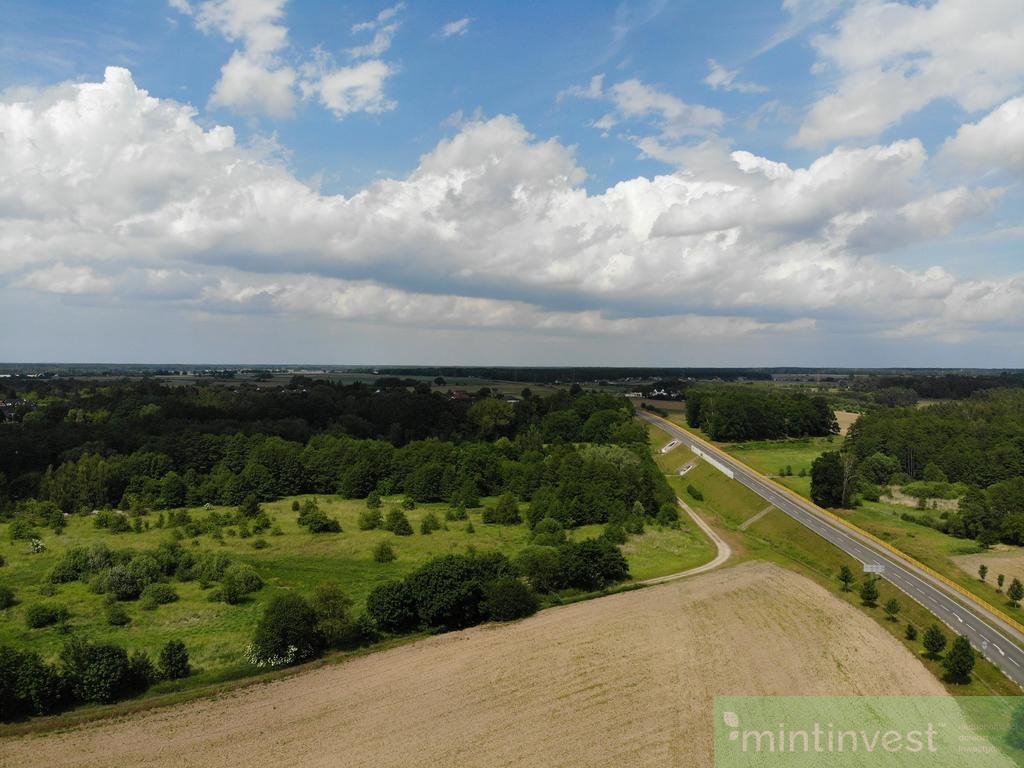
[0,0,1022,366]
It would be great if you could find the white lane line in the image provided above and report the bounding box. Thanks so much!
[994,644,1005,656]
[953,613,963,623]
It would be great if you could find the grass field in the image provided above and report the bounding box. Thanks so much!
[0,491,714,683]
[4,561,967,768]
[837,501,1024,629]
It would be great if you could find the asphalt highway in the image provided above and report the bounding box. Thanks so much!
[639,410,1024,688]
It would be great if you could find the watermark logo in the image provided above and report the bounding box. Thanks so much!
[715,697,1023,767]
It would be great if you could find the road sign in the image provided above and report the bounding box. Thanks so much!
[864,563,886,574]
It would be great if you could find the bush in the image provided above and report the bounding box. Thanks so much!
[94,510,130,533]
[685,484,703,502]
[445,505,468,521]
[60,637,148,704]
[252,537,269,549]
[25,602,69,629]
[140,582,178,609]
[514,546,567,593]
[366,580,418,634]
[559,539,629,591]
[222,563,263,604]
[403,552,517,631]
[481,577,538,621]
[0,585,15,609]
[601,523,628,544]
[656,502,680,527]
[158,640,190,680]
[105,601,131,626]
[373,540,396,563]
[9,517,40,541]
[310,582,354,648]
[358,508,383,530]
[400,497,416,510]
[530,517,566,547]
[105,564,144,600]
[481,493,521,525]
[383,508,413,536]
[248,593,324,668]
[308,511,342,533]
[0,645,68,719]
[419,512,441,535]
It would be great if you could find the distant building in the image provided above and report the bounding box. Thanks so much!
[449,389,472,401]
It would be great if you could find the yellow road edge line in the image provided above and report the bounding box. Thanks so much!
[642,410,1024,639]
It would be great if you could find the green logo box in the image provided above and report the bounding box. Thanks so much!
[715,696,1024,767]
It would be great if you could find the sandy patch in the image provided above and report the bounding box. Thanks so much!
[2,562,945,768]
[835,410,860,437]
[952,549,1024,585]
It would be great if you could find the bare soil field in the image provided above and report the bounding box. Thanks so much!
[2,561,945,768]
[952,547,1024,584]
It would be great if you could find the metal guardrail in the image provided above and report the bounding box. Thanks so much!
[646,411,1024,640]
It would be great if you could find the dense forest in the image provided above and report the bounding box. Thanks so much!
[0,378,671,528]
[684,386,838,441]
[837,390,1024,545]
[851,373,1024,405]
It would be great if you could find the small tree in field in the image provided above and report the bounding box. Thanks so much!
[942,636,975,684]
[905,623,918,641]
[922,624,947,659]
[978,564,988,582]
[883,597,901,622]
[309,582,354,648]
[383,508,413,536]
[837,565,855,593]
[1009,578,1024,608]
[997,573,1005,592]
[481,494,521,525]
[859,577,879,607]
[373,540,396,563]
[158,640,190,680]
[248,593,324,668]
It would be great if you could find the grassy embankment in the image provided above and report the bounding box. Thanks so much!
[647,418,1020,697]
[655,403,1024,635]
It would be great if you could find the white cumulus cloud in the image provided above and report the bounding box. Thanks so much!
[796,0,1024,146]
[0,68,1016,347]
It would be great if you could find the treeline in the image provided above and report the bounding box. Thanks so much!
[685,387,837,441]
[847,390,1024,487]
[853,373,1024,402]
[1,383,670,532]
[368,367,772,384]
[0,380,642,503]
[820,390,1024,546]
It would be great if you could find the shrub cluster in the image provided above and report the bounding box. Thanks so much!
[515,538,630,593]
[367,551,538,634]
[296,499,341,533]
[382,508,413,536]
[0,638,190,721]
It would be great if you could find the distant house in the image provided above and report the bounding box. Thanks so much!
[0,399,32,423]
[448,389,471,401]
